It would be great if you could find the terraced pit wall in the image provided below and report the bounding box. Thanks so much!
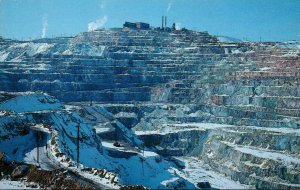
[0,28,299,188]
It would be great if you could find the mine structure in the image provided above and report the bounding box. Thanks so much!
[123,21,150,30]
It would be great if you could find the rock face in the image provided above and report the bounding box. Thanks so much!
[136,122,300,189]
[11,165,29,178]
[0,27,299,189]
[197,181,211,189]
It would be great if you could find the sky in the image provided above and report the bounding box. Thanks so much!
[0,0,299,42]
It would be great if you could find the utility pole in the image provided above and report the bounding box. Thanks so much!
[142,158,144,177]
[77,124,80,168]
[36,131,40,164]
[142,142,145,177]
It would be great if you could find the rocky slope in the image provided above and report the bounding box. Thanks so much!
[0,92,195,189]
[0,27,299,189]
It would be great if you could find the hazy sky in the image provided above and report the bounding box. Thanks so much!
[0,0,299,41]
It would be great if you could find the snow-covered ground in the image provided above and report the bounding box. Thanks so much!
[0,92,61,113]
[99,141,195,189]
[135,122,300,136]
[0,40,106,62]
[0,179,39,189]
[217,35,242,43]
[24,145,58,170]
[135,122,233,135]
[223,141,300,165]
[277,41,300,49]
[174,157,253,189]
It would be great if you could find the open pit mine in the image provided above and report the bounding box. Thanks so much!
[0,22,299,189]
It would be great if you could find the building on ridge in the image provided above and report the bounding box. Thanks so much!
[123,22,150,30]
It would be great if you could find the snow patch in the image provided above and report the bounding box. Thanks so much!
[217,36,242,43]
[115,112,137,118]
[9,43,54,56]
[0,179,39,189]
[0,93,61,113]
[0,52,9,61]
[223,141,300,165]
[175,157,252,189]
[62,49,73,55]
